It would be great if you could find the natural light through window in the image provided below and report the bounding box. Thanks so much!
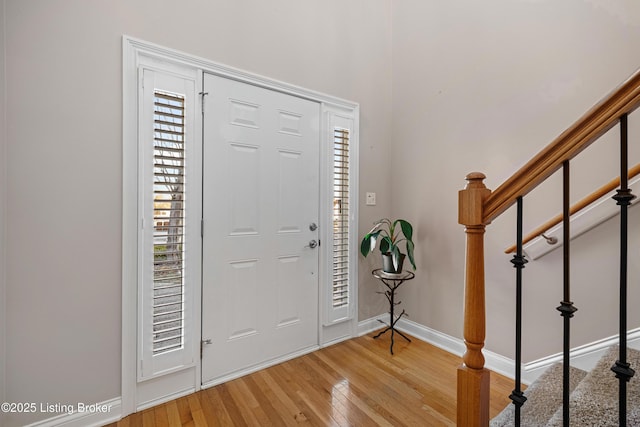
[152,90,186,355]
[333,128,350,309]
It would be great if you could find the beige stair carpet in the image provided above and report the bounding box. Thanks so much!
[490,363,587,427]
[546,346,640,427]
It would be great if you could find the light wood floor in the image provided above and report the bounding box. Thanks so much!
[107,331,515,426]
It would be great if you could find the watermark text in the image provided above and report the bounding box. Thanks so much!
[1,401,113,415]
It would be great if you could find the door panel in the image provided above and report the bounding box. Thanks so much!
[228,142,260,235]
[201,74,320,383]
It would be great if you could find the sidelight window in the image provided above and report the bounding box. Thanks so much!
[332,128,350,309]
[152,90,186,355]
[138,68,198,380]
[325,111,357,325]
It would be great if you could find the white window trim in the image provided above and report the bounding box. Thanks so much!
[122,35,359,416]
[123,44,204,414]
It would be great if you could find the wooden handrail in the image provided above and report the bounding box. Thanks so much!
[483,69,640,224]
[504,163,640,254]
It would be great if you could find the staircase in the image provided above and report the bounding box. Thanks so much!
[457,68,640,426]
[491,346,640,426]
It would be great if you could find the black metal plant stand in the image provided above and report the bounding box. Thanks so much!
[372,268,415,354]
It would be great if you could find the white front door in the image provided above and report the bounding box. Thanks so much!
[201,73,320,383]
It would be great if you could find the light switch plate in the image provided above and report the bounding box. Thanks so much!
[366,192,376,206]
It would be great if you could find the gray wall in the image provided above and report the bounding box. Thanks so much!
[390,0,640,361]
[3,1,392,425]
[0,0,6,423]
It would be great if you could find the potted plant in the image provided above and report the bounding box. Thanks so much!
[360,218,416,273]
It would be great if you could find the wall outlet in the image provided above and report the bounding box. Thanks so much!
[366,192,376,206]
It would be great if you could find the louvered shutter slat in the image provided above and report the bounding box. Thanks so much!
[332,128,350,308]
[152,90,186,355]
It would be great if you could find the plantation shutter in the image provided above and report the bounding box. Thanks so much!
[325,109,356,325]
[333,128,350,309]
[139,69,197,380]
[152,90,186,355]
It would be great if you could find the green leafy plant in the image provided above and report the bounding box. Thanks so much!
[360,218,416,271]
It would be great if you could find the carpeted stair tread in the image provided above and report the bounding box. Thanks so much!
[490,363,587,427]
[545,346,640,426]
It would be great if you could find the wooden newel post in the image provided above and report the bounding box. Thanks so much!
[457,172,491,427]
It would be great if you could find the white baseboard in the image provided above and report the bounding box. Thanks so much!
[24,397,121,427]
[394,317,466,356]
[357,313,388,336]
[321,334,354,349]
[394,317,517,382]
[357,315,516,381]
[358,316,640,386]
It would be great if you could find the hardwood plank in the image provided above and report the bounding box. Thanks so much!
[187,394,209,427]
[165,400,182,427]
[125,410,142,427]
[267,362,327,427]
[193,392,217,426]
[490,366,518,416]
[241,374,291,426]
[316,338,446,426]
[362,337,460,421]
[116,414,132,427]
[256,368,313,425]
[176,397,193,426]
[201,386,235,427]
[109,332,515,426]
[225,377,271,426]
[284,357,344,426]
[141,408,156,427]
[214,383,248,427]
[299,352,371,426]
[310,349,400,426]
[152,405,169,427]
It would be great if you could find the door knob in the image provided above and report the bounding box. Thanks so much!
[306,240,318,249]
[309,222,318,231]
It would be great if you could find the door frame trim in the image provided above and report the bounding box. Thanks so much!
[123,35,359,417]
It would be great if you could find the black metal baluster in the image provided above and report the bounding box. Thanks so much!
[510,196,528,426]
[556,161,578,427]
[611,113,636,427]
